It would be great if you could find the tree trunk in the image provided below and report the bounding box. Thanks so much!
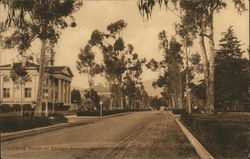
[198,33,210,113]
[21,81,23,116]
[178,71,183,109]
[183,39,192,113]
[207,17,215,113]
[171,94,175,108]
[35,39,47,116]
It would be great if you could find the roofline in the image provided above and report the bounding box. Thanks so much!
[0,63,74,78]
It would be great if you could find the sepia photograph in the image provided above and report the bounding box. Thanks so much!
[0,0,249,158]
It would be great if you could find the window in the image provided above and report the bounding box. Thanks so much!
[25,88,32,98]
[3,76,10,82]
[3,88,10,98]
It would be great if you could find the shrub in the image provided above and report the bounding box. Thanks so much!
[13,104,21,111]
[53,103,70,110]
[181,113,250,158]
[76,109,147,116]
[62,105,70,110]
[0,114,68,132]
[23,104,34,111]
[171,108,186,114]
[0,104,13,112]
[0,116,52,132]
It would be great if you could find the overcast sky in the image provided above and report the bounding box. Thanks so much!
[0,0,249,89]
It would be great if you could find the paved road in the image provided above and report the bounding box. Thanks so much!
[2,111,200,159]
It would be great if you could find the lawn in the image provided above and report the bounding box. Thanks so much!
[181,112,250,159]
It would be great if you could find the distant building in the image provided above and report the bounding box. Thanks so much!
[82,84,111,98]
[0,61,74,106]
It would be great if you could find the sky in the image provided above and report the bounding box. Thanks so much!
[0,0,249,90]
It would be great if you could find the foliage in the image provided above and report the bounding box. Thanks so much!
[10,62,29,83]
[150,96,164,110]
[71,89,82,104]
[147,31,184,108]
[214,26,249,111]
[1,0,83,50]
[181,113,250,158]
[137,0,246,113]
[77,109,150,116]
[0,115,68,132]
[171,108,186,114]
[77,19,147,109]
[0,104,13,112]
[84,89,100,109]
[0,0,83,116]
[77,44,104,89]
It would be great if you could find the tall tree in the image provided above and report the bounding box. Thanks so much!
[77,44,104,95]
[138,0,246,113]
[215,26,249,111]
[79,20,146,110]
[147,31,184,109]
[0,0,83,116]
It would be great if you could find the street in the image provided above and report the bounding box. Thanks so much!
[2,111,200,159]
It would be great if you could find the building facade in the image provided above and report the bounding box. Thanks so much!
[82,84,111,98]
[0,62,73,106]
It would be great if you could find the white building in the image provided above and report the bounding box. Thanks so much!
[82,84,111,98]
[0,62,74,106]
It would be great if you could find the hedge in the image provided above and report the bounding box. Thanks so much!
[46,103,70,111]
[77,109,150,116]
[181,113,250,158]
[0,104,13,112]
[171,108,186,114]
[0,114,68,132]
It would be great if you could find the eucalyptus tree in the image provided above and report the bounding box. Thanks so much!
[77,44,104,94]
[0,0,83,116]
[147,31,184,109]
[79,20,146,109]
[138,0,246,113]
[123,44,146,109]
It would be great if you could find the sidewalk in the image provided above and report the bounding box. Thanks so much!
[1,112,131,142]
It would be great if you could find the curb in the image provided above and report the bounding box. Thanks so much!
[168,111,181,118]
[1,112,132,142]
[175,118,215,159]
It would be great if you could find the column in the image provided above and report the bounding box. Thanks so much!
[58,79,61,103]
[48,78,53,102]
[65,81,68,104]
[0,75,2,102]
[61,80,64,103]
[68,82,71,104]
[67,81,70,104]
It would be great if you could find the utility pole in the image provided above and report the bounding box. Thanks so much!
[20,78,23,116]
[100,101,103,117]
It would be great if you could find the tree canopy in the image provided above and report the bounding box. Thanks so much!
[215,26,249,111]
